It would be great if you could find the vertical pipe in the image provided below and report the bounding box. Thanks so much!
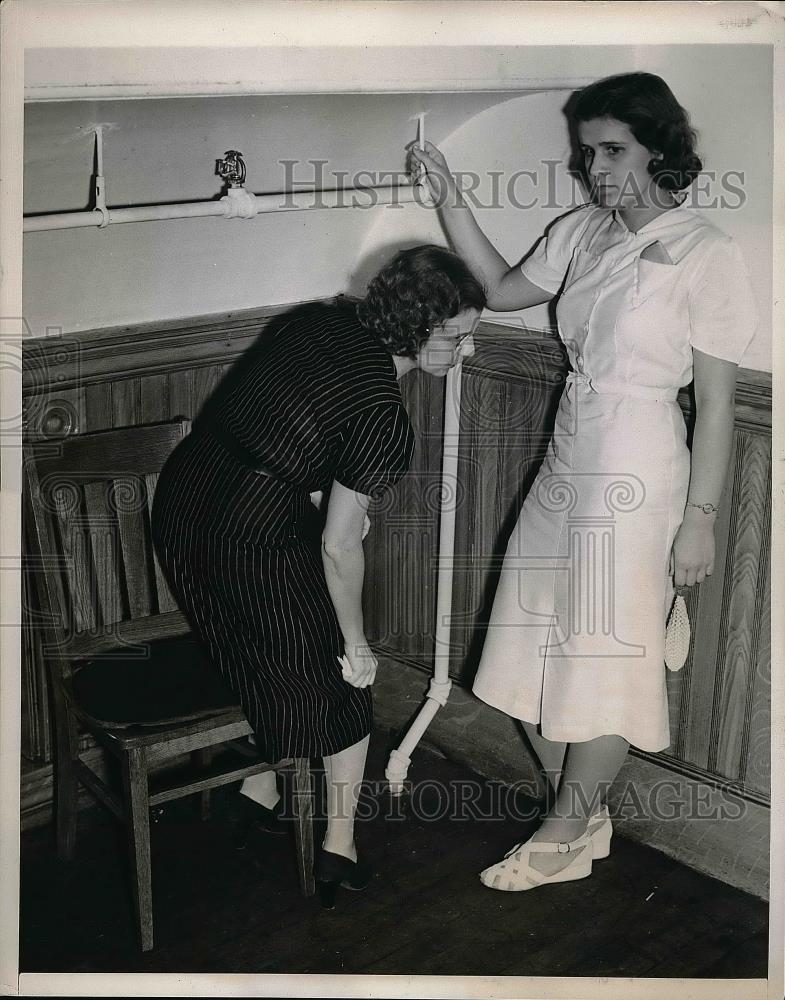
[434,362,462,679]
[385,362,462,793]
[95,124,104,176]
[93,126,109,227]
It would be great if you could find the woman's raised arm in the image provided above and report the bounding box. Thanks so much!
[410,141,552,312]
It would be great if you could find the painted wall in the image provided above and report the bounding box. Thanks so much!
[22,92,511,334]
[23,45,771,370]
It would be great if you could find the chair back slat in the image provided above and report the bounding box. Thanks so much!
[49,480,98,634]
[115,475,155,618]
[34,421,190,483]
[145,471,180,613]
[83,480,126,628]
[24,458,74,682]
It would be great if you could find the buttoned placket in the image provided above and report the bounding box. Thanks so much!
[574,279,605,376]
[582,223,649,368]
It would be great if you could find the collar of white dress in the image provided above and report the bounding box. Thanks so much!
[611,204,690,236]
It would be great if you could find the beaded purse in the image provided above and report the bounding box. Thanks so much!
[665,588,691,671]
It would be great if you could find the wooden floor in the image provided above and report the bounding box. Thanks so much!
[20,729,768,978]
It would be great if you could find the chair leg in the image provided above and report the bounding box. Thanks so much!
[192,748,212,820]
[54,694,80,861]
[120,747,154,952]
[292,757,315,897]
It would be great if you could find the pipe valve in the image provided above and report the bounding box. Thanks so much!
[216,150,247,189]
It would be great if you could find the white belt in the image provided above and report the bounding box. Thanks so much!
[565,370,679,402]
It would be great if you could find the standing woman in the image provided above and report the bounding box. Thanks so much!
[410,73,758,889]
[152,246,484,904]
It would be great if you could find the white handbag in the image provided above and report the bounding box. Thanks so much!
[665,589,691,671]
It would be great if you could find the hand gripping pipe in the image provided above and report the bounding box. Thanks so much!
[385,361,463,795]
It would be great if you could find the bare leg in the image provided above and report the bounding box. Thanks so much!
[321,734,370,862]
[239,769,281,808]
[520,720,567,798]
[528,733,629,877]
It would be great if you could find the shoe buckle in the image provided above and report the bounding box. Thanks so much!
[557,842,571,854]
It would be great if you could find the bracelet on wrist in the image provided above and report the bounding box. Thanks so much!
[685,501,719,515]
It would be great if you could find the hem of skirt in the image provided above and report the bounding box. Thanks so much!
[539,723,670,754]
[254,730,373,762]
[472,688,670,753]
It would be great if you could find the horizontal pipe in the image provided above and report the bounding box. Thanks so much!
[23,183,418,233]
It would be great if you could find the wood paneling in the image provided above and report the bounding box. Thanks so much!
[21,307,772,825]
[711,432,771,780]
[139,372,169,425]
[744,538,771,796]
[672,424,771,787]
[365,368,444,661]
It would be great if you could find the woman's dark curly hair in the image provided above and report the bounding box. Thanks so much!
[570,72,702,192]
[357,245,486,358]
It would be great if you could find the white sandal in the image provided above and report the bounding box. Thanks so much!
[588,804,613,860]
[480,828,593,891]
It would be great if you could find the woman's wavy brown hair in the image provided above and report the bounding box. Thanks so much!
[571,72,702,192]
[357,245,486,358]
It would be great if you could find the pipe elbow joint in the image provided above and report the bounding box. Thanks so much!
[385,748,411,793]
[426,677,452,707]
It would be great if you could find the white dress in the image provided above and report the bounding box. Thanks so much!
[471,204,758,751]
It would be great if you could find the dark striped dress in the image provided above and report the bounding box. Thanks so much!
[151,302,415,761]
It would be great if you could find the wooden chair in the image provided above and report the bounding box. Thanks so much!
[23,419,315,951]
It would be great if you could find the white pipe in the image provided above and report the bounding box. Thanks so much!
[92,126,110,228]
[386,362,463,794]
[23,183,418,233]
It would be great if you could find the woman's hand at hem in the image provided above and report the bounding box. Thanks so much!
[339,640,378,688]
[669,516,716,587]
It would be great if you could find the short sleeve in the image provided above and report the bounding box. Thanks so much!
[688,237,758,364]
[520,206,594,294]
[334,402,415,499]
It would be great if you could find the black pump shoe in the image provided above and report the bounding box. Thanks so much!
[233,795,287,848]
[314,848,372,909]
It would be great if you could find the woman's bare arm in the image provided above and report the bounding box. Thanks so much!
[670,348,737,587]
[321,480,378,687]
[410,141,552,312]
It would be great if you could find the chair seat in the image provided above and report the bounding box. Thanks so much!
[71,635,240,729]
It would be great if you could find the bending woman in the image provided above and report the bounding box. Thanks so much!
[152,245,484,903]
[410,72,757,890]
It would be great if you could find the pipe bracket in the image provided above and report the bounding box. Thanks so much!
[93,172,110,227]
[93,205,110,228]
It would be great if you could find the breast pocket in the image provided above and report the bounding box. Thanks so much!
[631,257,681,308]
